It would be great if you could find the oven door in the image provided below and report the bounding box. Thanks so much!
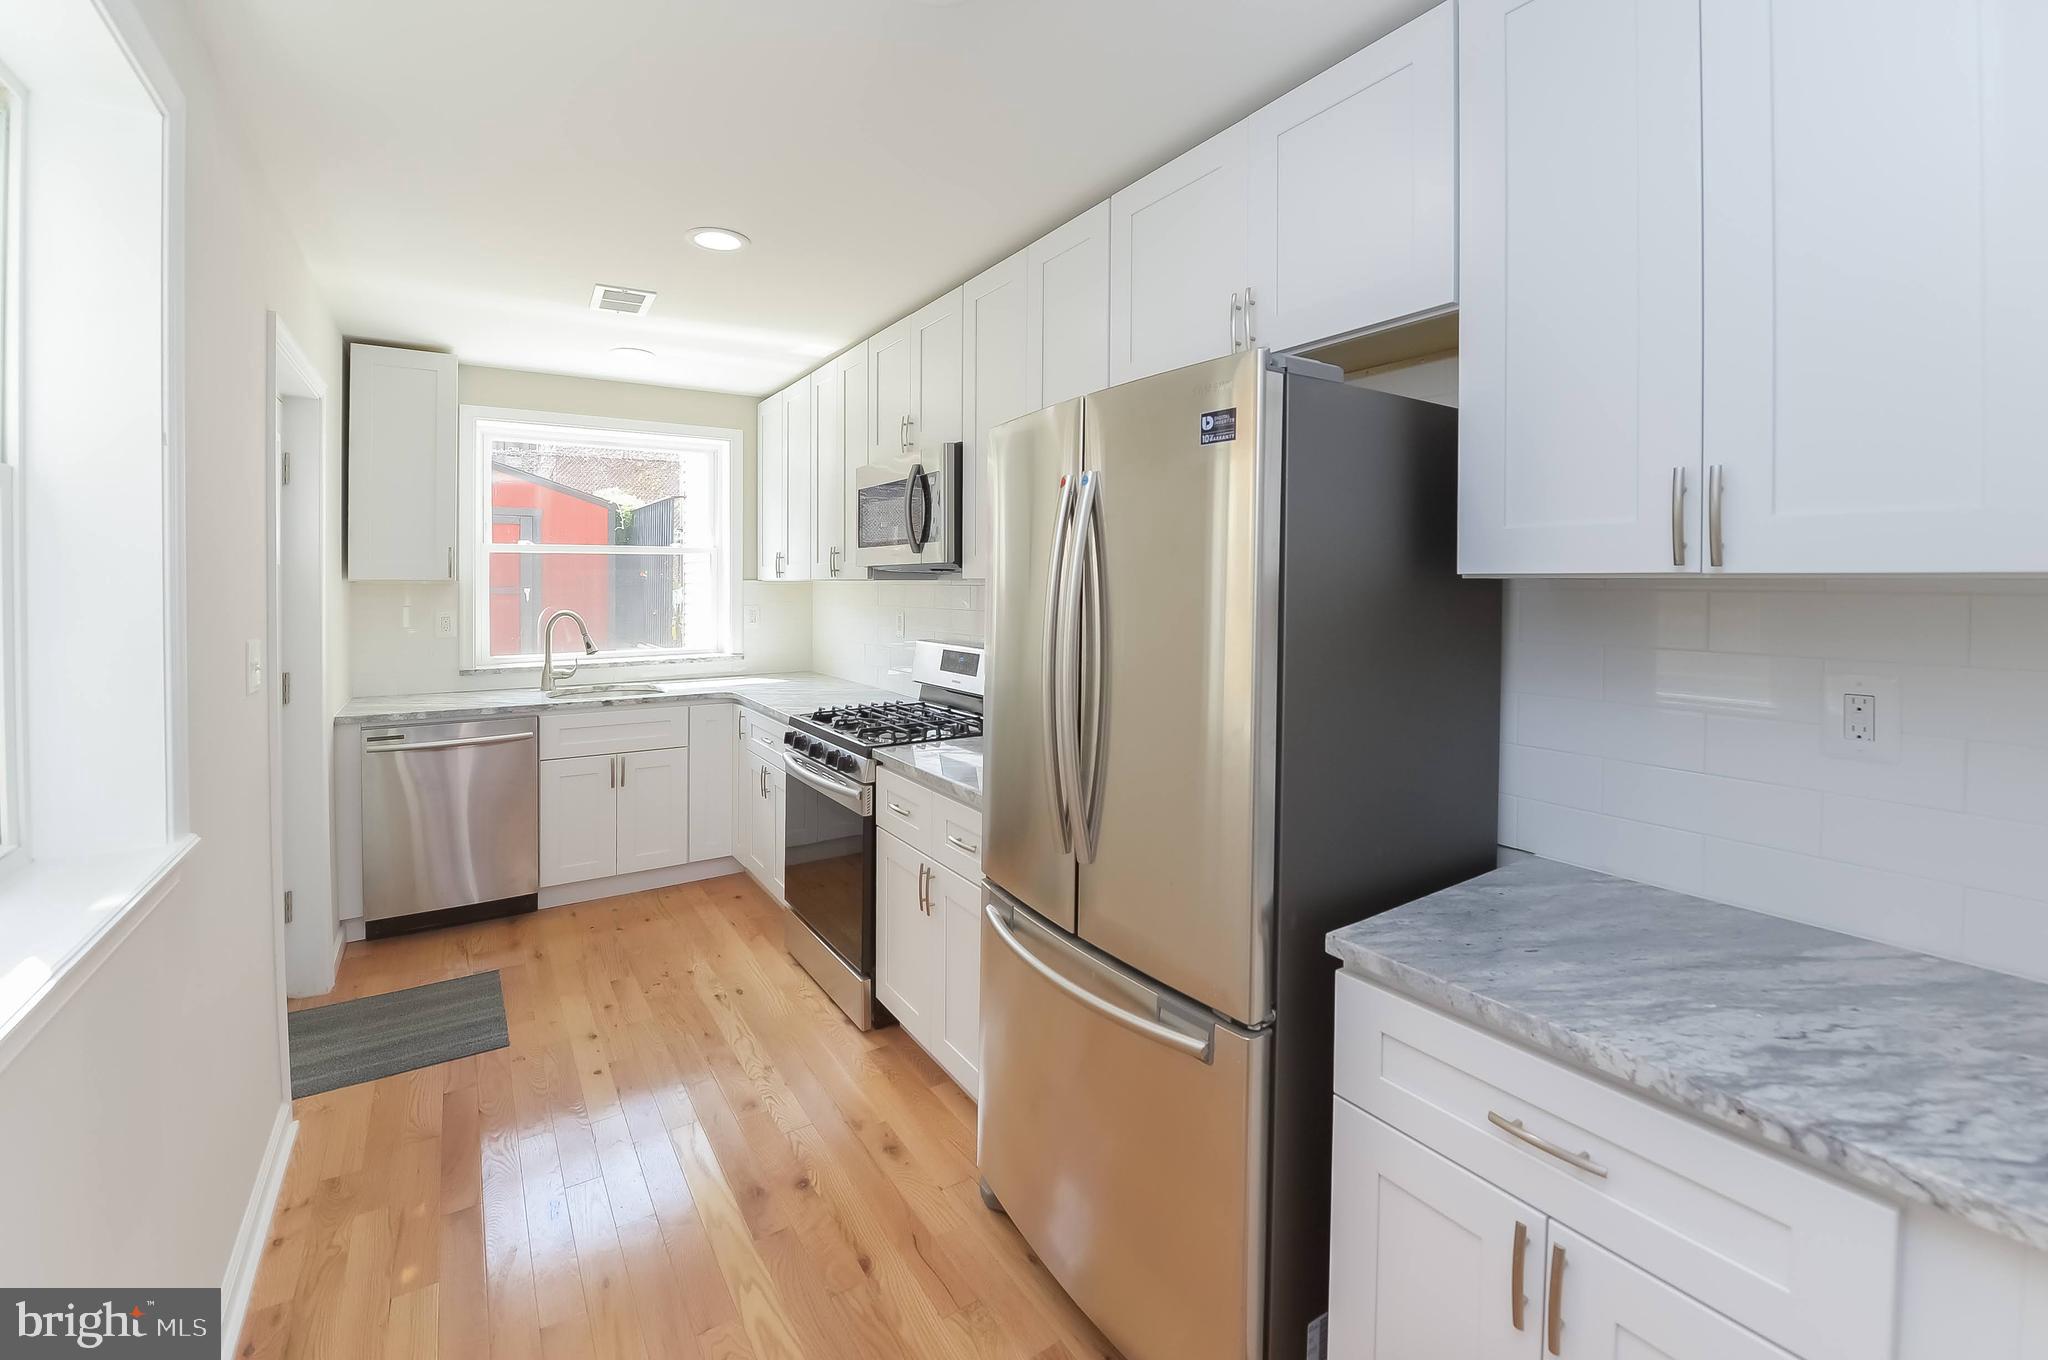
[781,751,876,974]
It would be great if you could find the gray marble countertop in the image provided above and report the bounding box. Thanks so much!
[337,672,900,728]
[1328,855,2048,1251]
[875,737,983,809]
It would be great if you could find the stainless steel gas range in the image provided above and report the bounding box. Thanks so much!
[780,641,985,1029]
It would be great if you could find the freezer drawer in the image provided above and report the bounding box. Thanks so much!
[978,888,1269,1360]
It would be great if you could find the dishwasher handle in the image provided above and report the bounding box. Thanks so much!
[364,731,536,755]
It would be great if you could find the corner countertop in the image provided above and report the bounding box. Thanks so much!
[1327,855,2048,1252]
[875,737,983,809]
[336,672,901,728]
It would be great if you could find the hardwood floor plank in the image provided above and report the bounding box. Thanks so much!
[241,875,1119,1360]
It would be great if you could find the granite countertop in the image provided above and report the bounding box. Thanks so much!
[875,737,984,808]
[337,672,900,728]
[1327,855,2048,1251]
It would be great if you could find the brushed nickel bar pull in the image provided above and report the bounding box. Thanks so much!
[1708,463,1726,568]
[1242,286,1257,348]
[1670,466,1686,566]
[945,833,979,856]
[887,801,913,818]
[1511,1220,1530,1331]
[1488,1111,1609,1179]
[1547,1243,1566,1356]
[1229,291,1243,352]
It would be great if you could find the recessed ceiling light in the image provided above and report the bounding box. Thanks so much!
[609,347,656,368]
[690,227,750,252]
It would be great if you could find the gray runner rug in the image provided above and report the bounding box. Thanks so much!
[288,970,508,1098]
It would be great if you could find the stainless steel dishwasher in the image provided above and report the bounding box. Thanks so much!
[360,716,539,937]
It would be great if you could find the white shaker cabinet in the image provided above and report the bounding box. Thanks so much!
[616,747,691,876]
[1700,0,2048,573]
[1246,2,1457,355]
[540,754,619,887]
[1025,201,1111,408]
[1546,1224,1795,1360]
[929,860,982,1096]
[739,747,785,903]
[1328,1100,1536,1360]
[1108,124,1251,385]
[347,343,458,581]
[810,361,847,578]
[875,827,936,1038]
[872,770,982,1097]
[760,379,814,582]
[686,703,735,862]
[1456,0,1703,576]
[868,315,915,465]
[961,250,1029,583]
[907,288,963,451]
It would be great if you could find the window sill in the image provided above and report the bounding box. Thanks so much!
[459,652,747,678]
[0,835,198,1075]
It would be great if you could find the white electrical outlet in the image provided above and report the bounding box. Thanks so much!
[744,605,760,626]
[435,611,456,639]
[1822,672,1900,762]
[246,638,264,694]
[894,610,907,641]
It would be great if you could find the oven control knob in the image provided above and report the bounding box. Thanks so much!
[783,730,797,748]
[833,751,857,773]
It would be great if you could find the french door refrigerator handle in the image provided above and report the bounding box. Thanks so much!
[1056,471,1097,861]
[1077,471,1108,864]
[984,902,1211,1061]
[1041,475,1078,852]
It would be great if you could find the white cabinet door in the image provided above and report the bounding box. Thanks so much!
[1457,0,1703,576]
[961,250,1028,584]
[810,361,846,578]
[1328,1101,1539,1360]
[617,747,690,876]
[1544,1224,1794,1360]
[540,755,618,888]
[1109,123,1251,385]
[908,288,964,448]
[1247,4,1457,354]
[757,388,788,580]
[347,343,457,582]
[837,341,870,488]
[782,380,814,582]
[930,861,981,1098]
[1025,201,1111,408]
[687,704,734,861]
[733,738,757,878]
[1701,0,2048,572]
[869,316,915,464]
[874,830,935,1042]
[742,750,784,901]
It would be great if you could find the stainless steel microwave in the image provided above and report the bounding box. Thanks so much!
[854,441,962,575]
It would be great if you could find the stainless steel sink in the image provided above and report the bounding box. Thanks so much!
[545,683,665,699]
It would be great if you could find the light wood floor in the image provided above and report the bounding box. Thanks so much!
[240,873,1121,1360]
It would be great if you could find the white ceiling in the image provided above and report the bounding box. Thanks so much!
[190,0,1436,396]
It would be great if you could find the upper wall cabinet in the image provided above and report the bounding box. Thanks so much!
[1026,202,1112,409]
[868,315,914,465]
[962,250,1030,583]
[1109,125,1252,385]
[1700,0,2048,573]
[347,343,458,581]
[1457,0,1704,576]
[1247,2,1457,355]
[908,288,964,451]
[758,378,813,581]
[817,344,867,579]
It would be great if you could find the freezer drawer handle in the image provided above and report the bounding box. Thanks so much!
[984,902,1212,1063]
[364,731,535,755]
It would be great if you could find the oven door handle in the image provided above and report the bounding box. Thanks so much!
[783,751,874,817]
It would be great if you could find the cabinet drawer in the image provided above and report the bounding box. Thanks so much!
[1333,975,1897,1360]
[928,795,983,884]
[739,708,787,763]
[876,770,932,852]
[540,705,690,759]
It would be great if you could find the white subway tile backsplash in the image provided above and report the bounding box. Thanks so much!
[1517,693,1706,770]
[810,578,985,695]
[1506,577,2048,981]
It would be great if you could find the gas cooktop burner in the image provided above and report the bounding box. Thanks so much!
[803,700,983,747]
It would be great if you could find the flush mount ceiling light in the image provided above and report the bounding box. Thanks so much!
[689,227,750,252]
[609,346,656,368]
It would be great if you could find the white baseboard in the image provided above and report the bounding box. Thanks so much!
[540,856,743,909]
[220,1101,296,1358]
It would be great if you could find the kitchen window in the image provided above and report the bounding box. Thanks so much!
[0,81,18,865]
[460,407,741,669]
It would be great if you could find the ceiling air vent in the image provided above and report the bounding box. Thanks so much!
[590,284,657,316]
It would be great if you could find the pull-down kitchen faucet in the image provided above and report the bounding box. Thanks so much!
[540,608,598,693]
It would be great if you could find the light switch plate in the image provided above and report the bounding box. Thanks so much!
[1822,670,1900,762]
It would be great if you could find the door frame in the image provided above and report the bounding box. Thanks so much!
[265,313,335,1008]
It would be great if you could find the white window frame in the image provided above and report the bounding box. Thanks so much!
[0,68,25,873]
[457,404,744,672]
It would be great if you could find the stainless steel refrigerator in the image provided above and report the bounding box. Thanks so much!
[977,350,1501,1360]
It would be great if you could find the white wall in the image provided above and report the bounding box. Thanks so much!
[811,579,985,694]
[0,0,341,1297]
[344,364,822,697]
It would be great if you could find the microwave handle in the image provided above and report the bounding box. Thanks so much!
[909,464,933,551]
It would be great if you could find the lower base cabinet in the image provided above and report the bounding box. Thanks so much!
[1329,1102,1792,1360]
[737,747,784,902]
[540,746,691,888]
[873,773,983,1097]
